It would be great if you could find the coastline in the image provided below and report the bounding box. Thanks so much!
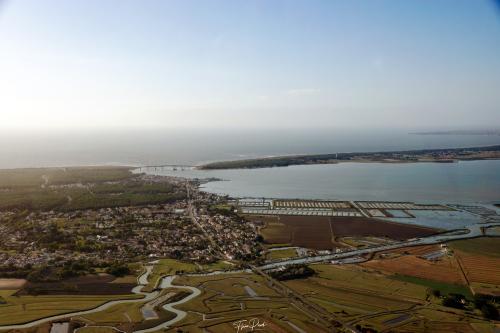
[197,144,500,170]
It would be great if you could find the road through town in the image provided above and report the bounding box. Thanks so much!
[0,221,498,331]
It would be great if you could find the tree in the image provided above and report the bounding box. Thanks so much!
[106,263,131,277]
[27,265,56,282]
[269,264,315,281]
[480,303,499,320]
[474,294,499,320]
[442,293,466,309]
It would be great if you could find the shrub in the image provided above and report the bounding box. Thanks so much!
[480,303,499,320]
[442,293,466,309]
[106,263,131,277]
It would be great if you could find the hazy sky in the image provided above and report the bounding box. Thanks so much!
[1,0,499,129]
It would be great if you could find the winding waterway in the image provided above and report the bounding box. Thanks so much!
[0,266,202,332]
[0,222,499,331]
[134,276,201,333]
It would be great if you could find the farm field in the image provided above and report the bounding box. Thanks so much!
[266,248,298,260]
[330,216,438,240]
[0,289,141,325]
[456,251,500,286]
[257,214,439,250]
[286,264,426,328]
[393,320,477,333]
[361,254,466,285]
[80,289,180,332]
[338,235,394,248]
[389,275,472,298]
[77,327,117,333]
[0,258,498,332]
[447,237,500,295]
[79,301,146,324]
[163,273,331,333]
[258,218,294,245]
[143,259,234,292]
[283,264,496,332]
[16,274,137,296]
[277,216,336,249]
[259,215,438,249]
[450,237,500,258]
[383,244,441,255]
[286,264,428,303]
[283,264,430,331]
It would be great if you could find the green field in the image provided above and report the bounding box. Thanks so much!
[266,248,298,260]
[259,220,293,244]
[263,243,293,249]
[81,289,177,327]
[310,264,429,300]
[143,259,234,292]
[285,265,428,318]
[80,300,147,324]
[169,273,327,333]
[449,237,500,258]
[77,272,321,333]
[390,274,473,299]
[283,264,499,332]
[0,289,141,325]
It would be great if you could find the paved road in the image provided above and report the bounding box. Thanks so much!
[251,266,338,331]
[186,183,226,257]
[0,215,497,332]
[259,222,500,270]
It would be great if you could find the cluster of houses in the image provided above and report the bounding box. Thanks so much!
[0,183,262,271]
[195,210,260,260]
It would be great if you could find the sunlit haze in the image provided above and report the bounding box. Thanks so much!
[1,2,500,331]
[1,0,499,129]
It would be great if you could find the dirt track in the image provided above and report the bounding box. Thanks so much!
[0,278,26,290]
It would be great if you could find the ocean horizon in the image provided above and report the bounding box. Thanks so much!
[1,128,499,169]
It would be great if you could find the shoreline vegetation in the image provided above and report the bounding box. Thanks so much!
[0,166,186,211]
[198,144,500,170]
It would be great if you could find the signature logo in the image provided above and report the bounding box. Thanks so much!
[233,318,267,332]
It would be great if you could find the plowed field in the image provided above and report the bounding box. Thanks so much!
[362,255,465,285]
[456,250,500,285]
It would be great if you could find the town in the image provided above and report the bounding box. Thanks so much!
[0,177,261,280]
